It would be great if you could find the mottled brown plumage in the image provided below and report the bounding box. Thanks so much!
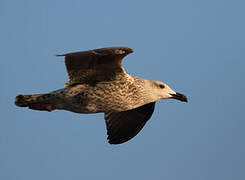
[15,46,188,144]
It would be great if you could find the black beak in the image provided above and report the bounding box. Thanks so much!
[170,92,188,102]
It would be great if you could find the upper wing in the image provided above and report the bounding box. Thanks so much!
[57,47,133,87]
[104,102,156,144]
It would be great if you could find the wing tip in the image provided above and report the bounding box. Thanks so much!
[55,46,133,57]
[107,138,126,145]
[56,54,65,57]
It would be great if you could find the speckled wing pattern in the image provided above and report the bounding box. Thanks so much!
[57,47,133,87]
[104,102,156,144]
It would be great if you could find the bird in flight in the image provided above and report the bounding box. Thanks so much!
[15,47,188,144]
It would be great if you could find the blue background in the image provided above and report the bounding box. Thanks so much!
[1,0,245,179]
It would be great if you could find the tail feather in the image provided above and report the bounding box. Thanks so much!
[15,93,54,111]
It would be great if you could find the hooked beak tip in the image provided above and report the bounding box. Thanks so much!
[170,92,188,103]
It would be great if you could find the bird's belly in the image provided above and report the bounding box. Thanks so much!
[65,94,133,114]
[63,82,141,113]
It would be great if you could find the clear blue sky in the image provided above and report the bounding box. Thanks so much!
[1,0,245,179]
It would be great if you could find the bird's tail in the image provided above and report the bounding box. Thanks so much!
[15,93,56,112]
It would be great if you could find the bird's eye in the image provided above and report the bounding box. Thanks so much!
[159,84,165,89]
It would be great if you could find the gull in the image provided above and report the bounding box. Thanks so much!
[15,47,188,144]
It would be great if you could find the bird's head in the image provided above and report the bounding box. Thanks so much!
[149,81,188,102]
